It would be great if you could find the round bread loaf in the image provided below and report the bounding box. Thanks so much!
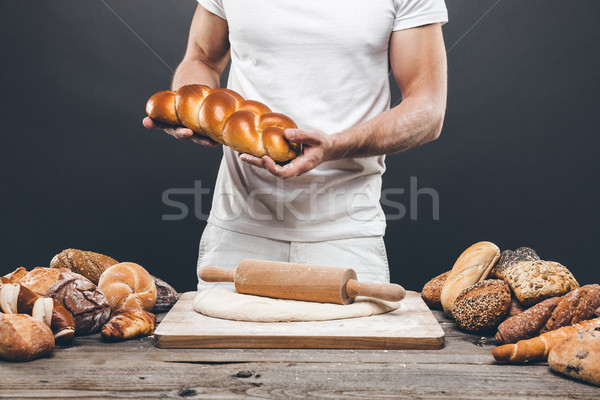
[453,279,511,333]
[152,276,178,313]
[548,325,600,386]
[47,271,111,335]
[421,271,450,310]
[98,263,157,312]
[0,313,55,362]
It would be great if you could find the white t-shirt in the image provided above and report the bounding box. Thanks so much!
[196,0,448,241]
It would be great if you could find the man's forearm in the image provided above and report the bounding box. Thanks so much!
[171,58,222,91]
[328,96,445,160]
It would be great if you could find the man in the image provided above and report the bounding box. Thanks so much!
[143,0,448,290]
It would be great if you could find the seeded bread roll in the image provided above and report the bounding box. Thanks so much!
[490,247,540,280]
[453,279,512,333]
[496,296,562,344]
[548,325,600,386]
[421,271,450,310]
[503,260,579,306]
[440,241,500,317]
[50,249,118,285]
[542,284,600,334]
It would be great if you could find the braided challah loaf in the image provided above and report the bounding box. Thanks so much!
[146,85,300,162]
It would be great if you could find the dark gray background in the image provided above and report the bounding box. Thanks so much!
[0,0,598,291]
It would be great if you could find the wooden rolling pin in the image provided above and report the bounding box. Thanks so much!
[198,259,406,305]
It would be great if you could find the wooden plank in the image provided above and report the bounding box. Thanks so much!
[154,291,445,350]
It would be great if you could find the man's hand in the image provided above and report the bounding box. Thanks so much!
[142,116,218,147]
[239,129,335,179]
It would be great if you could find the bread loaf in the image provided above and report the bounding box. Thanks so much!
[548,325,600,386]
[4,267,28,283]
[421,271,450,310]
[452,279,511,333]
[440,241,500,317]
[98,263,157,312]
[541,284,600,333]
[101,307,156,341]
[146,85,300,162]
[47,272,110,335]
[0,313,54,362]
[50,249,118,284]
[490,247,540,280]
[496,296,562,344]
[18,267,61,296]
[152,276,178,313]
[503,260,578,306]
[492,317,600,363]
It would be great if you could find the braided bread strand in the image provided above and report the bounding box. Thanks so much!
[146,84,300,162]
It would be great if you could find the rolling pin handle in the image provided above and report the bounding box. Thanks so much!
[198,266,235,283]
[345,280,406,302]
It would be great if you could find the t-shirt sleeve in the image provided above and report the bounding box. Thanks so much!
[393,0,448,31]
[197,0,226,20]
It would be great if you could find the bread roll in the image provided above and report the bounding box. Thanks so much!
[101,307,156,341]
[50,249,118,284]
[98,263,157,312]
[440,241,500,317]
[4,267,28,283]
[452,279,511,333]
[0,313,54,362]
[151,276,178,313]
[47,272,110,335]
[490,247,540,280]
[496,296,562,344]
[421,271,449,310]
[541,284,600,333]
[548,325,600,386]
[503,260,579,306]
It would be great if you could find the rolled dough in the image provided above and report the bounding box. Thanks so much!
[193,288,402,322]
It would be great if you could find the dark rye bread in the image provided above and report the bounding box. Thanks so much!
[490,247,540,280]
[151,276,178,313]
[542,284,600,334]
[421,271,450,310]
[496,296,562,344]
[453,280,511,333]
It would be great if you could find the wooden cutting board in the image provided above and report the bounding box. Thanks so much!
[154,291,444,350]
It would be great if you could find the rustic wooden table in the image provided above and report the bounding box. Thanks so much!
[1,309,598,399]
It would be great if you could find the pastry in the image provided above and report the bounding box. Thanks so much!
[440,241,500,317]
[0,313,54,362]
[542,284,600,333]
[98,262,157,312]
[452,279,511,333]
[503,260,578,306]
[101,307,156,341]
[47,273,110,335]
[548,325,600,386]
[496,296,562,344]
[50,249,118,284]
[151,276,178,313]
[490,247,540,280]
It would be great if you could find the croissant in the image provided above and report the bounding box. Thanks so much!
[101,307,156,341]
[146,85,300,162]
[492,317,600,363]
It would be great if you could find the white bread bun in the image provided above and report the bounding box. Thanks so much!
[440,241,500,317]
[98,263,157,312]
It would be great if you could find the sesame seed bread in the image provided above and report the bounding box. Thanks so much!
[453,279,511,333]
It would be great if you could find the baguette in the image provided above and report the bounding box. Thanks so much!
[492,317,600,363]
[440,241,500,317]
